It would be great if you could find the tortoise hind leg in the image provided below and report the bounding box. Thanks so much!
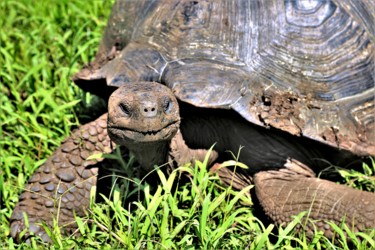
[254,159,375,239]
[10,113,115,242]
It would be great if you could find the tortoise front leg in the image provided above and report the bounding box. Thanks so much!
[10,113,115,242]
[254,159,375,238]
[169,130,218,168]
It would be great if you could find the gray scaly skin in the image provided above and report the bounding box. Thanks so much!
[254,159,375,238]
[213,159,375,238]
[10,114,114,242]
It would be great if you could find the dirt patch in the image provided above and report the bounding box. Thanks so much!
[254,91,305,136]
[322,126,375,156]
[321,127,340,147]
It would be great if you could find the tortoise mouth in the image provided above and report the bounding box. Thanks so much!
[108,120,180,144]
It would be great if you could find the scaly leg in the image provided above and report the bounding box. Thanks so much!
[10,113,115,242]
[254,159,375,238]
[169,130,218,168]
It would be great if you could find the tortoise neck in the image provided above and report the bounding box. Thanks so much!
[127,140,171,174]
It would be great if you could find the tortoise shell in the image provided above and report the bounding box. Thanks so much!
[74,0,375,156]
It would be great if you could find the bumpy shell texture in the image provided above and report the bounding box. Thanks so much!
[75,0,374,156]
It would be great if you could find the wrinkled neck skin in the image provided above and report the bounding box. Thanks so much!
[125,140,171,174]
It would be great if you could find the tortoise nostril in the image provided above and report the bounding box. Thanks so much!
[143,107,155,113]
[141,101,158,117]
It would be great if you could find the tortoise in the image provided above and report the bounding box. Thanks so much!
[10,0,375,242]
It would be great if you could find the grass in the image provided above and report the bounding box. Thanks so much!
[0,0,374,249]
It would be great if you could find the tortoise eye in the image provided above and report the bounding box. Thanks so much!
[119,103,131,117]
[163,97,173,113]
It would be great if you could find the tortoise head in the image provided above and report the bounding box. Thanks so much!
[107,82,180,146]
